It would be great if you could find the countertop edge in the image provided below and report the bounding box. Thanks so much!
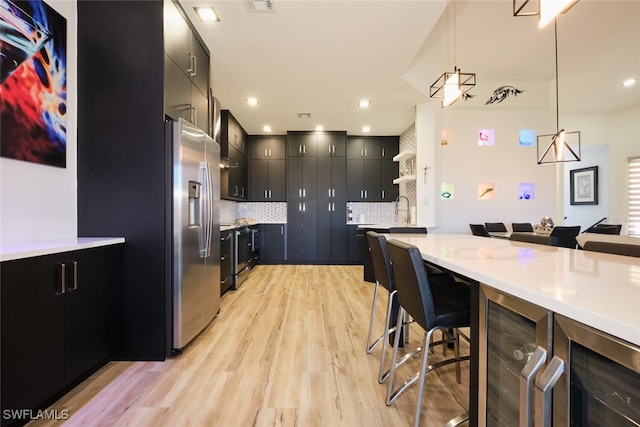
[1,237,126,262]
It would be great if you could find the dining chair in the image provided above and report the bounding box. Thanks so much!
[511,222,534,232]
[585,224,622,235]
[509,232,559,246]
[583,241,640,258]
[550,225,581,249]
[470,224,491,237]
[385,239,471,427]
[484,222,507,232]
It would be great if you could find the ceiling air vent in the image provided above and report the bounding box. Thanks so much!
[297,113,311,119]
[246,0,275,13]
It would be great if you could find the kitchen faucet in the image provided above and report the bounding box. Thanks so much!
[395,195,410,223]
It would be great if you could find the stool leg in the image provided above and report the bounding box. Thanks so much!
[385,306,405,405]
[378,289,397,383]
[414,328,436,427]
[366,281,380,354]
[454,328,461,383]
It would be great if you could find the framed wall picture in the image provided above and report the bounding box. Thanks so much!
[570,166,598,205]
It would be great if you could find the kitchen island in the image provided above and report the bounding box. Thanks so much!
[387,233,640,426]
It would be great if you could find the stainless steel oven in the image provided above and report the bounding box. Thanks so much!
[234,226,251,289]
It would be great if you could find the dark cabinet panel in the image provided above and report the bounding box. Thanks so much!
[346,136,399,202]
[248,136,286,201]
[317,156,346,201]
[287,201,317,261]
[287,156,317,201]
[220,230,234,294]
[1,246,119,423]
[164,54,191,123]
[250,135,286,160]
[221,111,248,200]
[316,201,347,262]
[287,132,317,157]
[261,224,287,263]
[347,225,365,264]
[317,132,346,157]
[380,159,399,201]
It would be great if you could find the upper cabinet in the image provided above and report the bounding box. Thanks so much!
[163,0,210,133]
[221,111,248,201]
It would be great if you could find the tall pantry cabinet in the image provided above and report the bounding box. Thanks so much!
[77,0,210,361]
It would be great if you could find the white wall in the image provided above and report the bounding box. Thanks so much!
[416,103,558,234]
[415,102,640,235]
[0,1,77,247]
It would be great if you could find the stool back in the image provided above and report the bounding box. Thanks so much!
[366,231,395,293]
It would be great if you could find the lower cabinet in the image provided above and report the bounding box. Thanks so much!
[220,229,234,295]
[1,245,120,427]
[287,201,316,262]
[316,201,347,263]
[260,224,287,263]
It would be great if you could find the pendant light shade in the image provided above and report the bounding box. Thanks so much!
[514,0,580,28]
[430,67,476,108]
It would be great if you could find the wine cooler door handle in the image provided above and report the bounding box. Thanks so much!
[534,356,565,427]
[519,346,547,427]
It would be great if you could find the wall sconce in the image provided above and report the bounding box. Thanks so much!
[513,0,580,28]
[430,67,476,108]
[536,20,581,164]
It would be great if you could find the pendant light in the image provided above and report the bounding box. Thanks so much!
[429,0,476,108]
[537,19,580,164]
[513,0,580,28]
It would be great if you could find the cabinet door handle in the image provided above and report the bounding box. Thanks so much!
[364,148,368,157]
[265,148,268,157]
[241,188,245,197]
[187,52,195,75]
[281,225,284,235]
[264,190,268,199]
[221,255,227,261]
[360,148,364,157]
[364,190,368,199]
[303,188,306,198]
[534,356,565,427]
[328,202,331,212]
[298,145,302,154]
[56,263,66,295]
[328,189,331,198]
[299,189,302,198]
[67,260,78,292]
[302,202,306,212]
[268,190,272,198]
[332,202,335,211]
[221,277,229,285]
[382,148,385,157]
[269,148,272,157]
[299,203,302,212]
[332,189,335,197]
[303,145,306,154]
[382,190,385,199]
[519,346,547,427]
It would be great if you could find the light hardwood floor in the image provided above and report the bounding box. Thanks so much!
[28,265,469,427]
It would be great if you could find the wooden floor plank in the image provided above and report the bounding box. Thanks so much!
[27,265,469,426]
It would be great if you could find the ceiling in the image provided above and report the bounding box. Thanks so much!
[180,0,640,136]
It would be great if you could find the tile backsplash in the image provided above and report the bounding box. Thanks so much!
[219,200,397,225]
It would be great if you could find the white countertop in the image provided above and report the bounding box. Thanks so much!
[1,237,125,262]
[355,223,422,229]
[387,233,640,346]
[576,232,640,248]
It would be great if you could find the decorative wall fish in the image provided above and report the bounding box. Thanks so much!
[485,86,524,105]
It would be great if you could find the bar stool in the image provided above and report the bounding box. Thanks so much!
[365,231,406,383]
[386,238,471,427]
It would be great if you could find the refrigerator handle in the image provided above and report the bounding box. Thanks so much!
[519,346,547,427]
[199,161,212,258]
[205,161,213,257]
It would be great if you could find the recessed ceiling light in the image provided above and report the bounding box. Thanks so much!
[362,126,371,133]
[194,7,219,22]
[315,125,324,131]
[263,125,272,132]
[358,99,371,108]
[246,97,259,106]
[621,78,638,87]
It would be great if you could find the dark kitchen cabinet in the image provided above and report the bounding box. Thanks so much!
[163,0,210,132]
[287,201,317,262]
[346,136,399,201]
[317,156,346,200]
[317,132,346,157]
[287,132,317,157]
[1,246,120,425]
[287,156,317,201]
[220,229,234,295]
[260,224,287,263]
[347,225,365,264]
[249,136,286,201]
[316,201,348,263]
[221,111,248,200]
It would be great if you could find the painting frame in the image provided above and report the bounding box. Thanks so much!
[570,166,598,205]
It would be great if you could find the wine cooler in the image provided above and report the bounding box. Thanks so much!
[479,285,553,427]
[479,284,640,427]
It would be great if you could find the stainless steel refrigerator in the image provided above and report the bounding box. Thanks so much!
[168,118,221,352]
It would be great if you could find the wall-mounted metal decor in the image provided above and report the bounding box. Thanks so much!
[0,0,67,168]
[485,86,525,105]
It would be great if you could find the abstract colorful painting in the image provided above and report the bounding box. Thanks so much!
[0,0,67,168]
